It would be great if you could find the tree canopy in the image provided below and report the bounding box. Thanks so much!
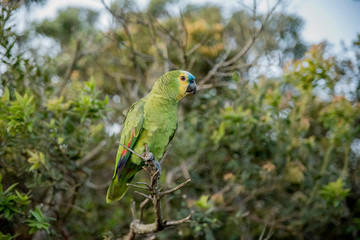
[1,0,360,239]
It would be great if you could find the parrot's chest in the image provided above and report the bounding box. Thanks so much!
[145,127,175,159]
[142,113,177,159]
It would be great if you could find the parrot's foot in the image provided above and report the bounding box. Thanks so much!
[155,160,161,177]
[142,144,160,180]
[143,144,154,162]
[143,152,154,162]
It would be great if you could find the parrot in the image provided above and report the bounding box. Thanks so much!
[106,70,196,203]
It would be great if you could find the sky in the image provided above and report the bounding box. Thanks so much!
[288,0,360,47]
[19,0,360,49]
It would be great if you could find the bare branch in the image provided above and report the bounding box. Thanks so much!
[199,47,232,85]
[135,182,151,190]
[131,200,136,220]
[127,183,149,190]
[101,0,146,84]
[198,0,283,86]
[186,33,209,57]
[135,191,153,201]
[77,139,108,167]
[159,179,191,198]
[118,142,145,160]
[165,212,193,226]
[85,180,111,190]
[55,39,82,97]
[159,147,170,165]
[122,150,192,239]
[139,198,150,222]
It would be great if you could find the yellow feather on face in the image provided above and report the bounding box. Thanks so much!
[177,71,189,100]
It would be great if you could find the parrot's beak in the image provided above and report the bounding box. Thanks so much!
[186,82,197,95]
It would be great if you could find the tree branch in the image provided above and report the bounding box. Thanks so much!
[198,0,283,86]
[119,146,192,240]
[55,39,82,97]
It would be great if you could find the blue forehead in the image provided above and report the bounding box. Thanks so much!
[181,70,195,81]
[188,73,195,81]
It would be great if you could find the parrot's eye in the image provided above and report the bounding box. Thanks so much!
[180,76,186,81]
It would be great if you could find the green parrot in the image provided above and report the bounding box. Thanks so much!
[106,70,196,203]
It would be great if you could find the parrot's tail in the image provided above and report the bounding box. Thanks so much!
[106,172,135,203]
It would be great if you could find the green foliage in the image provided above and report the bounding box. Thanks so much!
[1,1,360,239]
[1,4,111,239]
[0,173,52,237]
[320,179,350,207]
[0,174,31,220]
[35,7,99,46]
[4,91,35,135]
[177,43,360,239]
[26,207,54,234]
[0,232,16,240]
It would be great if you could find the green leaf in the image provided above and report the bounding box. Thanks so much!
[320,179,350,207]
[2,88,10,102]
[4,183,19,195]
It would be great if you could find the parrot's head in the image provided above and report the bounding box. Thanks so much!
[152,70,197,101]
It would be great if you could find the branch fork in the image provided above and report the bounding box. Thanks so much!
[118,142,192,240]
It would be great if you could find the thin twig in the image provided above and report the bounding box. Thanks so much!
[127,183,149,190]
[122,148,192,239]
[139,198,150,222]
[135,191,153,201]
[118,142,145,160]
[159,179,191,198]
[198,0,283,86]
[131,201,136,220]
[55,39,82,97]
[165,212,193,226]
[77,139,108,167]
[136,182,151,190]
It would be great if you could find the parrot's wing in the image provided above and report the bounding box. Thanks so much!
[168,122,178,143]
[113,100,145,180]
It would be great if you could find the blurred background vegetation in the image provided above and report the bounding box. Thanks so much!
[1,0,360,239]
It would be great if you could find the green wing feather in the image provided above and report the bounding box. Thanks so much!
[106,100,146,203]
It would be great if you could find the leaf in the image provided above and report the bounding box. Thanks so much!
[14,91,23,103]
[320,179,350,207]
[27,150,46,171]
[26,206,52,235]
[4,183,19,195]
[2,88,10,102]
[196,195,210,210]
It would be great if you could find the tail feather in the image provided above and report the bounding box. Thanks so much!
[106,170,137,203]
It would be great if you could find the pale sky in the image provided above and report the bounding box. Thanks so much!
[288,0,360,47]
[20,0,360,49]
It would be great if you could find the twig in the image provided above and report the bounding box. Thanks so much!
[159,148,170,165]
[77,139,108,167]
[101,0,146,85]
[165,212,193,226]
[122,149,192,240]
[134,191,153,201]
[198,0,283,86]
[186,33,209,57]
[118,142,145,160]
[199,46,232,85]
[55,39,82,97]
[139,198,150,222]
[159,179,191,198]
[136,182,151,190]
[86,180,111,190]
[131,201,136,220]
[127,183,149,190]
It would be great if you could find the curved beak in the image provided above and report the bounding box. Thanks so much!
[186,82,197,95]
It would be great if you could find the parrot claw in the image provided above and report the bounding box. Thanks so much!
[155,160,161,177]
[143,152,154,162]
[143,144,154,161]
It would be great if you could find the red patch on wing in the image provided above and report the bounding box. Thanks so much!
[120,129,136,157]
